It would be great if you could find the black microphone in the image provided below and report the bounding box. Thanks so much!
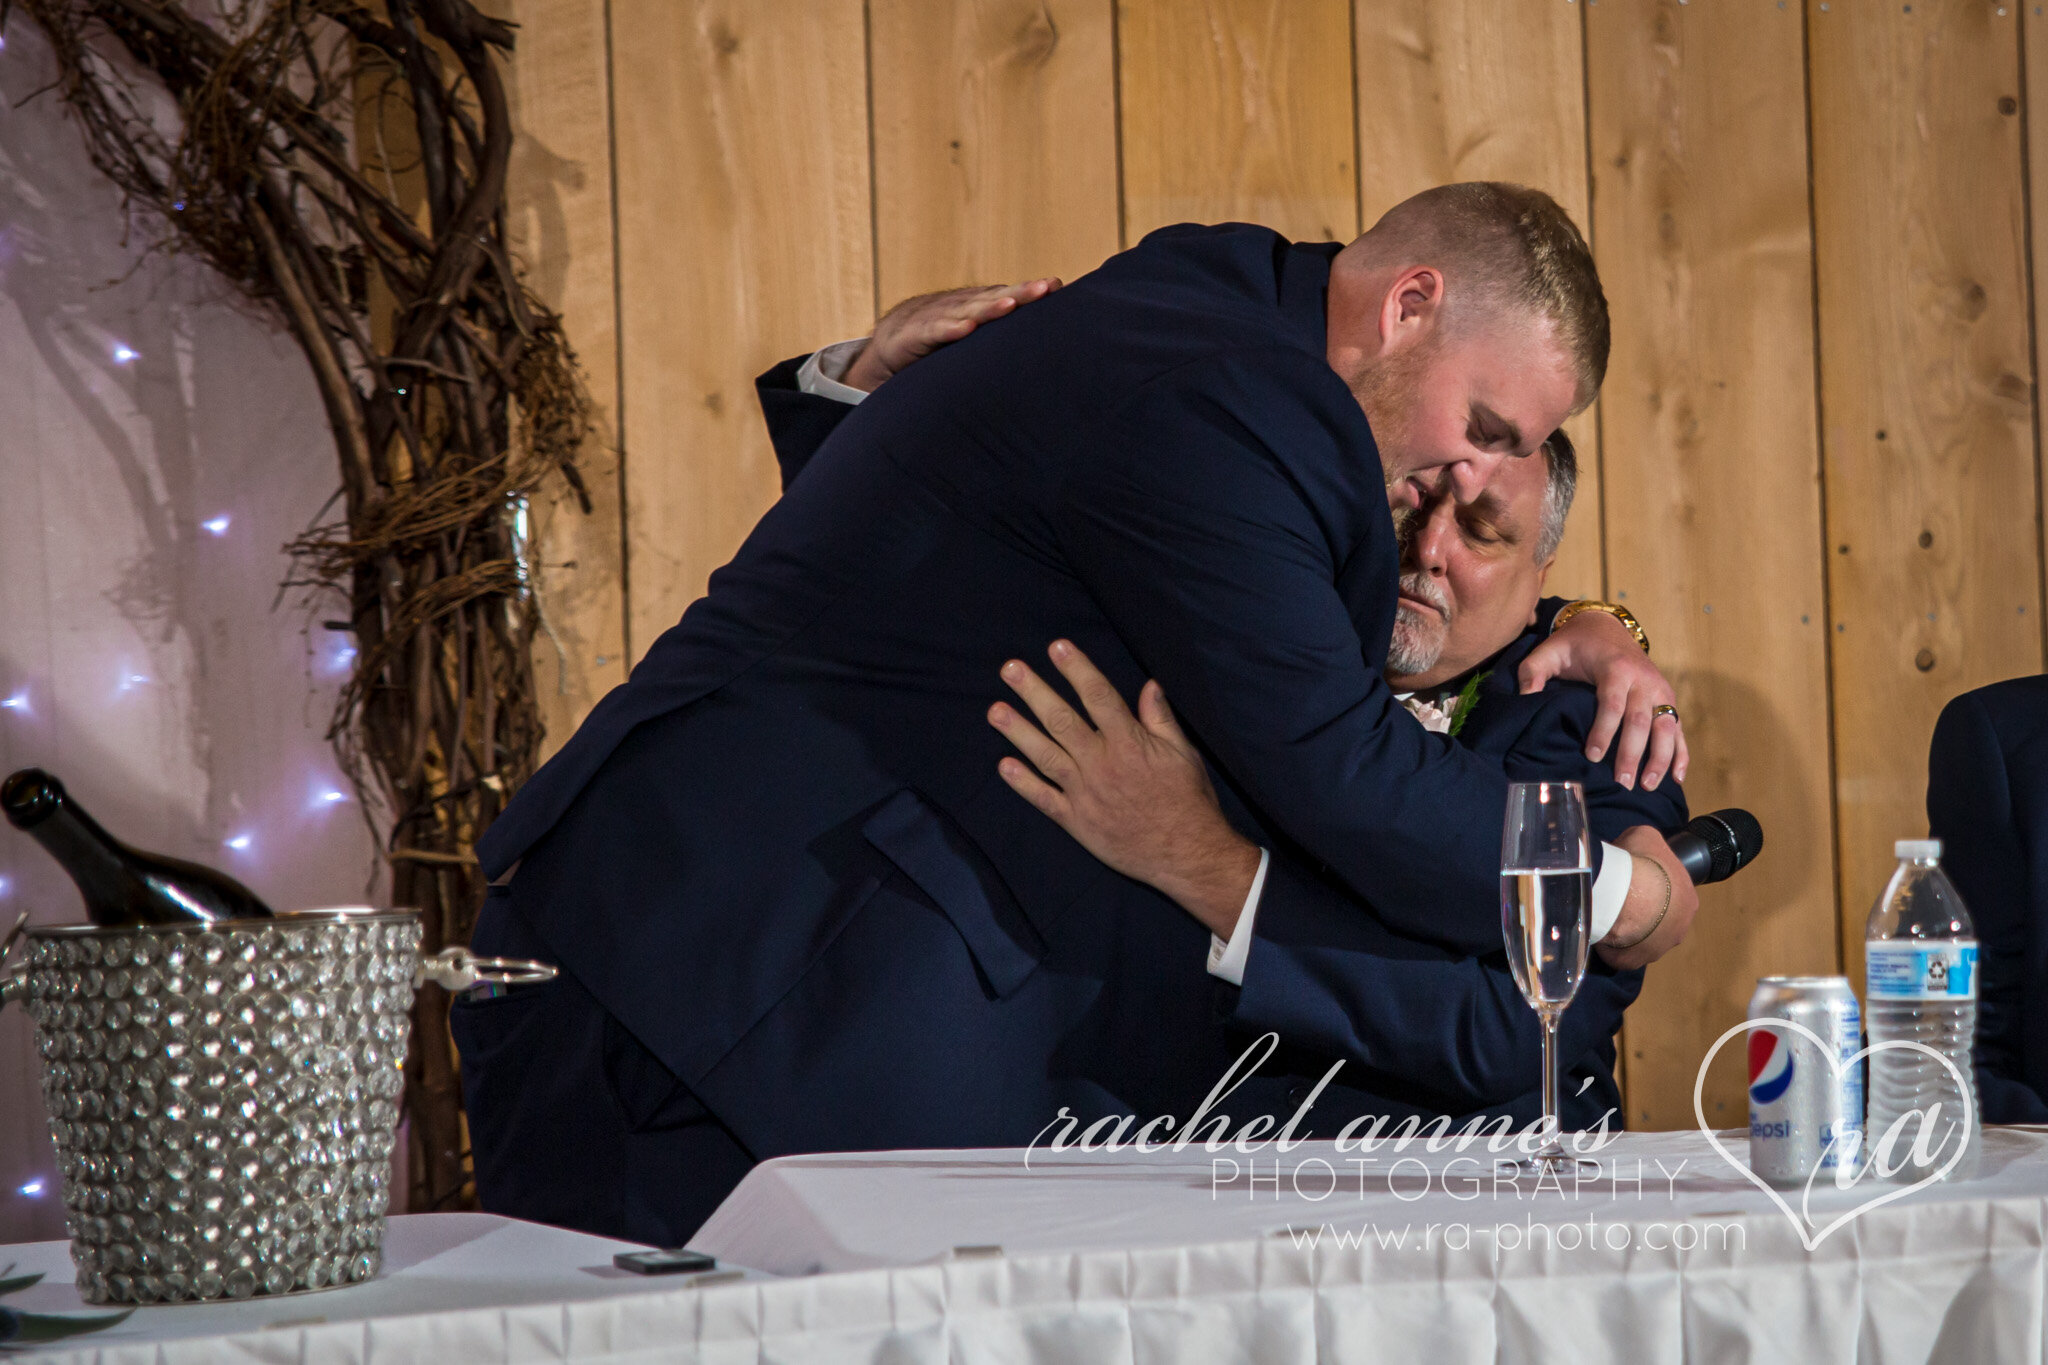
[1668,808,1763,885]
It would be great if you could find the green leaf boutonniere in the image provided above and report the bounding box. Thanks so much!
[1445,670,1492,739]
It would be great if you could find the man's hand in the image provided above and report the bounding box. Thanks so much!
[1519,610,1689,791]
[1596,826,1699,970]
[987,640,1260,939]
[840,278,1062,392]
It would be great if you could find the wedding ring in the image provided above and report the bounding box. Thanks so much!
[1651,704,1681,724]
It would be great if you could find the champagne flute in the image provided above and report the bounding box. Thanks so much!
[1500,781,1593,1174]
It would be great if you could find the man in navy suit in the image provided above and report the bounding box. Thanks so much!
[772,329,1695,1130]
[458,185,1692,1243]
[1927,676,2048,1122]
[983,437,1693,1132]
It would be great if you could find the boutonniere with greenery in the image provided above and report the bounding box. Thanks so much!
[1,1266,130,1350]
[1445,670,1492,739]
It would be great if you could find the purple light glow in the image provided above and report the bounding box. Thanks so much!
[18,1180,44,1198]
[0,876,12,898]
[224,833,253,852]
[201,515,231,537]
[0,692,28,714]
[307,782,350,811]
[111,343,139,365]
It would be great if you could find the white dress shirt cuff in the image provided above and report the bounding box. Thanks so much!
[1206,847,1271,986]
[1591,841,1630,942]
[795,338,873,405]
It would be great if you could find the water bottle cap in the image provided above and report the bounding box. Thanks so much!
[1895,838,1943,861]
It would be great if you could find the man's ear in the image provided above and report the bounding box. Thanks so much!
[1379,265,1445,352]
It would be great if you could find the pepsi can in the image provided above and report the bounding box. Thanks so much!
[1748,976,1864,1187]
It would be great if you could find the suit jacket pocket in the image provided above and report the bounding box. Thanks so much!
[449,976,567,1074]
[861,787,1046,997]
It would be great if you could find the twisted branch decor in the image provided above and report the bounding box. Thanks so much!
[8,0,593,1212]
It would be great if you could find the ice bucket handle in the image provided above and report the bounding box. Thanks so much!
[0,910,24,1015]
[0,916,559,1013]
[414,945,559,993]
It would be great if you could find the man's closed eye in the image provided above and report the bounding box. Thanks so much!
[1467,404,1522,454]
[1459,514,1520,551]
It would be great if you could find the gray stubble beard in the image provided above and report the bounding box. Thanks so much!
[1386,606,1444,679]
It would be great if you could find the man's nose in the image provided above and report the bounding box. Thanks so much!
[1447,451,1508,505]
[1412,510,1454,574]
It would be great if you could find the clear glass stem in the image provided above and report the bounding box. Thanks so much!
[1540,1012,1562,1155]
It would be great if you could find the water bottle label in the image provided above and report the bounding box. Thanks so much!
[1865,941,1978,1000]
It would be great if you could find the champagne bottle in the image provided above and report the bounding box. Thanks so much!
[1,769,273,924]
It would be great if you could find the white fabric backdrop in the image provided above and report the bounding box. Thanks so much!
[0,22,381,1245]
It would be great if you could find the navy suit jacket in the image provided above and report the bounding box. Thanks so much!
[1226,643,1682,1128]
[1927,675,2048,1123]
[753,353,1685,1128]
[475,225,1633,1165]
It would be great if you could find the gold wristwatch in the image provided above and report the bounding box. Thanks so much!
[1551,599,1650,655]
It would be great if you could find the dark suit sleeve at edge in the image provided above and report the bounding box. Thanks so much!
[1928,691,2048,1123]
[756,354,857,492]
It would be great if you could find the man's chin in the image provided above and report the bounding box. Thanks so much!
[1385,632,1445,684]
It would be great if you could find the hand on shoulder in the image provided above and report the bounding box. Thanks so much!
[841,278,1062,392]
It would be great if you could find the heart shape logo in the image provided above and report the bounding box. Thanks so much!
[1694,1017,1973,1251]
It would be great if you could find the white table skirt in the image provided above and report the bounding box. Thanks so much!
[688,1127,2048,1363]
[8,1131,2048,1362]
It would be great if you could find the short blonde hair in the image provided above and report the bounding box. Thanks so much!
[1362,183,1609,410]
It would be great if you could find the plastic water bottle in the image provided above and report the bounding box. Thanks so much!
[1864,839,1980,1182]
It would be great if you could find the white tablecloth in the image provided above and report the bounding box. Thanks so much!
[690,1127,2048,1363]
[0,1213,768,1364]
[10,1131,2048,1362]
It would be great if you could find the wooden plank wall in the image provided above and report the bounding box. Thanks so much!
[500,0,2048,1130]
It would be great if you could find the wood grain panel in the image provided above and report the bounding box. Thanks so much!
[1588,0,1832,1130]
[490,0,627,755]
[2023,4,2048,669]
[1809,0,2044,985]
[1352,1,1589,228]
[1351,0,1603,601]
[1117,0,1358,244]
[609,0,875,658]
[869,0,1121,302]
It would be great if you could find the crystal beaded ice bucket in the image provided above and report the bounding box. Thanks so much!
[3,910,428,1305]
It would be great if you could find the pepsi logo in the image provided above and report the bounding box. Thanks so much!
[1749,1029,1794,1105]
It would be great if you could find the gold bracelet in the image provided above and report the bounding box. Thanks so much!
[1551,599,1651,655]
[1606,854,1673,951]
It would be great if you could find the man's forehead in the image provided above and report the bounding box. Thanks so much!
[1486,447,1549,518]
